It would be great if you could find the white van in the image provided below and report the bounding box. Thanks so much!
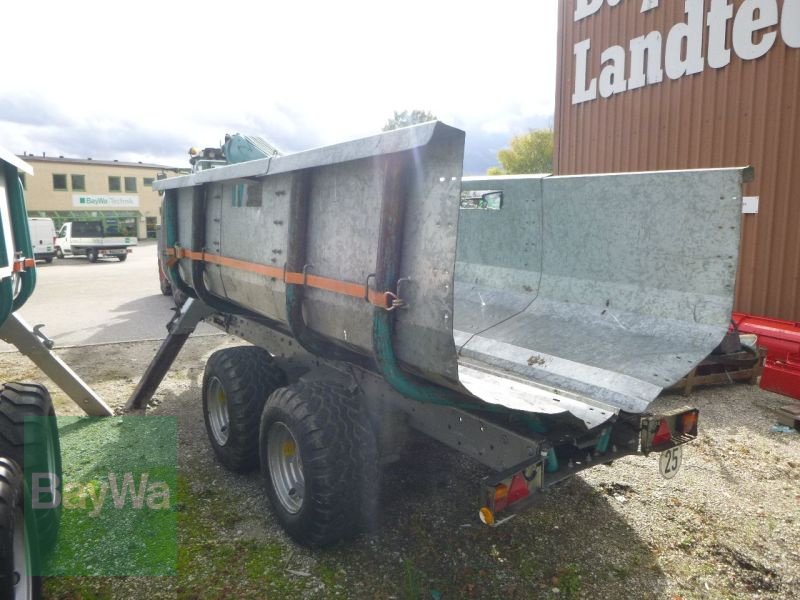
[27,217,57,263]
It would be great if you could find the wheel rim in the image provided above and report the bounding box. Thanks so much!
[13,508,32,600]
[267,422,305,514]
[206,376,230,446]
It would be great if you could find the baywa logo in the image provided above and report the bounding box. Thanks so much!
[26,416,177,576]
[33,472,171,517]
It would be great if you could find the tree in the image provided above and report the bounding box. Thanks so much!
[487,128,554,175]
[382,109,437,131]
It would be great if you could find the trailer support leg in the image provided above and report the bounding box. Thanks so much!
[125,298,213,411]
[0,313,113,416]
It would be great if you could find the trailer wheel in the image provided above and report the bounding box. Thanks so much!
[202,347,287,472]
[0,457,41,600]
[0,383,62,553]
[87,248,98,262]
[259,382,378,547]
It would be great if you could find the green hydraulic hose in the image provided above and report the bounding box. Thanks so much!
[3,163,36,312]
[163,189,197,300]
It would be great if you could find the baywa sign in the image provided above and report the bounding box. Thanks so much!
[571,0,800,105]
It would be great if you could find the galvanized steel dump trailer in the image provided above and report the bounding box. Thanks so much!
[134,122,749,545]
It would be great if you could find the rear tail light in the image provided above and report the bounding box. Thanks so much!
[493,483,509,512]
[507,474,530,504]
[651,419,673,450]
[481,458,544,524]
[679,411,698,436]
[641,407,699,453]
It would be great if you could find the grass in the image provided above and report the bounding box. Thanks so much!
[175,476,306,599]
[401,560,424,600]
[560,564,582,598]
[41,418,306,599]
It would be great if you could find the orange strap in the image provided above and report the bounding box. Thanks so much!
[166,247,400,309]
[12,258,35,273]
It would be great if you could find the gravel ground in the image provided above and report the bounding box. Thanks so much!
[1,337,798,599]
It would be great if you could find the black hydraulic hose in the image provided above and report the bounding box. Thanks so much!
[189,185,267,320]
[163,189,198,301]
[284,170,375,371]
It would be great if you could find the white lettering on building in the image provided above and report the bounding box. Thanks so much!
[72,194,140,208]
[571,0,800,105]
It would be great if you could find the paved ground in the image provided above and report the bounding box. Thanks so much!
[1,241,218,351]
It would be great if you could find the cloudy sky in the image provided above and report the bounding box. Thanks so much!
[0,1,557,175]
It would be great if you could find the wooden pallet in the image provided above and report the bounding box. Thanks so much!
[777,404,800,431]
[668,348,765,396]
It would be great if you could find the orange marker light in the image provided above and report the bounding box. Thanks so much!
[479,507,495,526]
[494,483,509,512]
[680,411,698,435]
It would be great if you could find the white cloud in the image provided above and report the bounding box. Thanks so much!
[0,0,558,171]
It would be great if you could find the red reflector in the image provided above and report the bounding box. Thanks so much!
[507,474,530,504]
[651,419,672,448]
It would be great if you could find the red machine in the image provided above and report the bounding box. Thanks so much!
[732,312,800,401]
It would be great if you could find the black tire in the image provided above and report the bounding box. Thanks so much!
[87,248,98,263]
[0,457,42,600]
[259,382,379,547]
[43,257,53,265]
[117,253,127,262]
[0,383,62,553]
[55,248,63,259]
[202,347,287,472]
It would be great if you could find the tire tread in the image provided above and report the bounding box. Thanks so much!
[202,347,287,472]
[261,382,378,547]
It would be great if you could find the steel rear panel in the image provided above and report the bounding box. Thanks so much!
[457,169,748,416]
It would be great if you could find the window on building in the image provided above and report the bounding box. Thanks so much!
[19,173,26,190]
[53,174,68,191]
[143,177,154,187]
[124,177,137,192]
[71,174,86,192]
[109,176,121,192]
